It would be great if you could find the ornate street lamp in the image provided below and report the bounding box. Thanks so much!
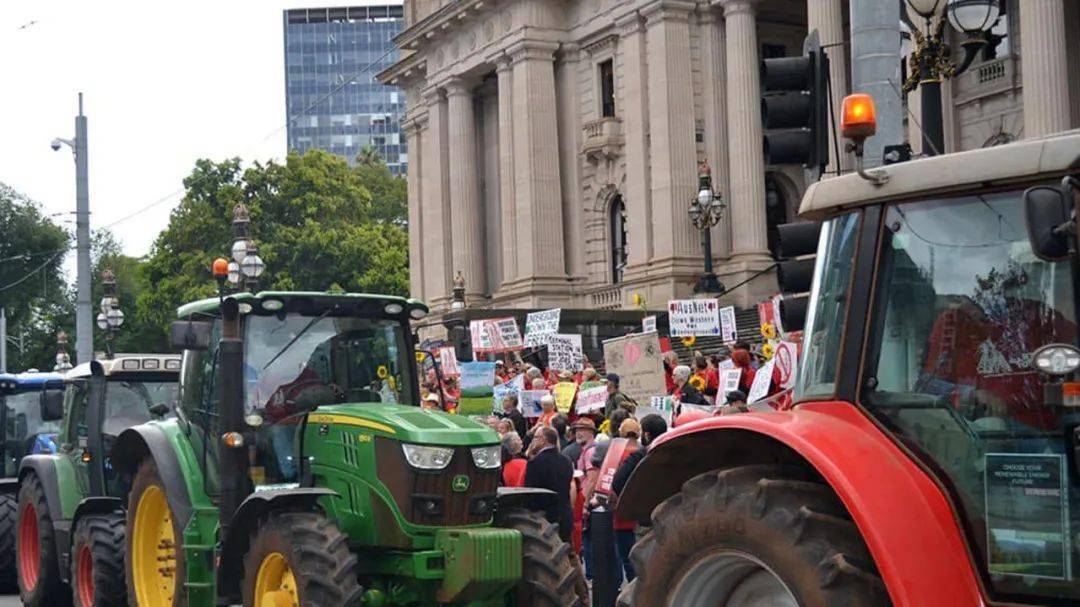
[688,161,726,295]
[450,272,467,311]
[903,0,1002,155]
[96,269,124,359]
[229,202,266,293]
[55,330,72,372]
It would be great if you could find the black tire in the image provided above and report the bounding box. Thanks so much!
[17,473,71,607]
[72,512,127,607]
[241,511,363,607]
[495,508,584,607]
[126,458,186,607]
[622,464,889,607]
[0,492,18,592]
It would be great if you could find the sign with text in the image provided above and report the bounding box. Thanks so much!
[575,385,608,415]
[525,308,561,347]
[985,453,1068,579]
[438,347,460,377]
[636,396,674,425]
[642,316,657,333]
[459,362,496,399]
[492,374,525,412]
[775,341,799,389]
[746,359,775,404]
[552,382,578,413]
[519,390,549,417]
[547,333,584,371]
[720,369,743,396]
[603,333,666,405]
[469,317,524,353]
[668,299,720,337]
[719,306,738,344]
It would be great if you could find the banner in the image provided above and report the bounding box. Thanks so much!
[642,316,657,333]
[492,374,525,412]
[547,334,584,371]
[552,382,578,413]
[603,333,666,405]
[668,299,720,337]
[719,306,738,344]
[635,396,674,425]
[775,341,799,389]
[524,308,561,347]
[470,318,524,353]
[758,300,778,332]
[459,362,496,398]
[720,368,742,395]
[518,390,549,417]
[594,438,634,497]
[575,385,608,415]
[438,347,460,377]
[746,359,775,404]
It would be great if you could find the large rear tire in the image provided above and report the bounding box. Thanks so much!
[495,508,584,607]
[621,465,890,607]
[0,492,18,592]
[126,458,186,607]
[241,511,363,607]
[17,473,71,607]
[72,512,127,607]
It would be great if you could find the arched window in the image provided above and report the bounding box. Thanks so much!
[610,195,628,283]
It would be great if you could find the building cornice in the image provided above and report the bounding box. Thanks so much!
[394,0,490,52]
[377,49,427,86]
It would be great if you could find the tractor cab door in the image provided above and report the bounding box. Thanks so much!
[60,380,94,497]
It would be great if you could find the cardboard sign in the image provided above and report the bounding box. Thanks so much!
[636,396,674,425]
[985,453,1068,579]
[547,334,584,372]
[668,299,720,337]
[775,341,799,389]
[575,385,608,415]
[492,374,525,412]
[603,333,666,405]
[524,309,561,347]
[470,318,524,353]
[459,362,496,398]
[594,438,635,497]
[746,359,775,404]
[438,347,460,377]
[642,316,657,333]
[519,390,549,417]
[552,382,578,413]
[720,369,743,395]
[719,306,738,344]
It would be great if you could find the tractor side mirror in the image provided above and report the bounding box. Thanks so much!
[40,389,65,422]
[170,320,212,351]
[1024,185,1073,262]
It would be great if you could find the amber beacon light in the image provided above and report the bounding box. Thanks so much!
[840,93,889,186]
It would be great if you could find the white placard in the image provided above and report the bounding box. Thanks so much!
[525,308,561,347]
[547,333,584,371]
[719,306,738,344]
[720,368,742,395]
[470,317,524,353]
[575,385,608,414]
[438,347,460,377]
[775,341,799,389]
[642,316,657,333]
[747,359,775,404]
[668,299,721,337]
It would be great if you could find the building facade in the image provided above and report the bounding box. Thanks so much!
[285,5,409,173]
[380,0,1080,315]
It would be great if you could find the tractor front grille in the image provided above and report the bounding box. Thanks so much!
[375,437,500,527]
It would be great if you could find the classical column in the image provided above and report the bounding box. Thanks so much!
[556,45,585,280]
[509,40,566,280]
[445,78,486,298]
[643,1,700,263]
[616,12,653,271]
[1020,0,1071,137]
[496,57,517,288]
[421,87,452,302]
[697,7,732,260]
[807,0,850,173]
[403,116,425,300]
[722,0,770,262]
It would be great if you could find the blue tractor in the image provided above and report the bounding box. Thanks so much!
[0,372,65,591]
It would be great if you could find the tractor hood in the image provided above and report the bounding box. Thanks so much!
[308,403,498,446]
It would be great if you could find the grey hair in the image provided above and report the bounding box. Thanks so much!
[673,365,692,382]
[531,378,547,389]
[540,394,556,408]
[526,367,542,379]
[502,431,523,455]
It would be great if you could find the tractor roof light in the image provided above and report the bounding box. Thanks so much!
[409,306,429,320]
[841,94,877,142]
[261,299,284,312]
[212,258,230,281]
[1033,344,1080,376]
[384,303,404,315]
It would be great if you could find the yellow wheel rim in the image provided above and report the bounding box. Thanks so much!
[254,552,300,607]
[132,485,177,607]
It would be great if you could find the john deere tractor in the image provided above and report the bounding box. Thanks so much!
[112,290,580,606]
[16,354,180,607]
[0,371,65,592]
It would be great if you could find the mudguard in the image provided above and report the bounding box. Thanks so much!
[495,486,555,511]
[0,477,18,496]
[18,456,64,526]
[217,487,340,600]
[110,425,194,529]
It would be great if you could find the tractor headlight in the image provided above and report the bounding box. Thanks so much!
[470,444,502,469]
[401,443,454,470]
[1033,344,1080,376]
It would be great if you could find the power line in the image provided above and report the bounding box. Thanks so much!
[0,247,69,264]
[0,251,65,293]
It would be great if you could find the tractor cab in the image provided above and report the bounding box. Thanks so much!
[0,373,64,479]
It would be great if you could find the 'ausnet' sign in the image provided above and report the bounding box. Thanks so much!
[668,299,720,337]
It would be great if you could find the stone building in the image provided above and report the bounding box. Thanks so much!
[379,0,1080,318]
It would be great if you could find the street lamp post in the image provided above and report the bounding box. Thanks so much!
[96,269,124,359]
[227,203,266,293]
[55,331,72,372]
[903,0,1002,155]
[688,161,726,295]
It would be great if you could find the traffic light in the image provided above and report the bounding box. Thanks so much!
[761,31,830,180]
[775,221,822,332]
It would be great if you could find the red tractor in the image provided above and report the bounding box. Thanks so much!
[617,99,1080,606]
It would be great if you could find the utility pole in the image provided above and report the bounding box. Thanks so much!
[849,0,902,167]
[64,93,93,365]
[1,307,6,373]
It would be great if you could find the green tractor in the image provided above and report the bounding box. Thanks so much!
[112,290,580,606]
[16,354,180,607]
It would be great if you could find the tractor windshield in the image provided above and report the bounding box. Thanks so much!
[2,391,60,476]
[862,187,1080,602]
[244,313,413,420]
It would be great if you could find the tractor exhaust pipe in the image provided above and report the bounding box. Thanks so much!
[218,297,249,535]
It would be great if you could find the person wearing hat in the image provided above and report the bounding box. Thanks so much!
[420,392,441,410]
[569,418,598,473]
[717,390,750,415]
[494,359,509,383]
[604,373,637,417]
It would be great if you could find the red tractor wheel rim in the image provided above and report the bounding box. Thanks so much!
[76,545,94,607]
[18,504,40,591]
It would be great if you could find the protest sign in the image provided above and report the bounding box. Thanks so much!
[775,341,799,389]
[469,318,524,353]
[525,308,561,347]
[518,390,549,417]
[603,333,666,405]
[668,299,720,337]
[720,368,742,395]
[642,316,657,333]
[492,374,525,412]
[635,396,674,425]
[547,334,584,371]
[459,362,495,397]
[552,382,578,413]
[718,359,734,370]
[719,306,738,344]
[746,359,775,403]
[575,385,608,415]
[986,453,1069,579]
[437,347,460,377]
[594,438,634,497]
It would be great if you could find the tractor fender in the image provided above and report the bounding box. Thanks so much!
[18,455,64,524]
[615,401,984,607]
[72,496,124,524]
[110,425,194,530]
[0,477,19,496]
[217,487,340,600]
[495,486,554,512]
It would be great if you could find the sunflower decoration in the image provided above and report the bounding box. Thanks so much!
[681,335,697,347]
[689,375,707,391]
[415,351,426,363]
[761,342,776,360]
[760,322,777,340]
[376,365,389,380]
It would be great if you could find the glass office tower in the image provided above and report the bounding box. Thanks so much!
[284,5,406,174]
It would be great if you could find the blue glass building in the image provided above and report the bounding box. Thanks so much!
[284,5,407,174]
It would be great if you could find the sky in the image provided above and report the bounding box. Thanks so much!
[0,0,389,261]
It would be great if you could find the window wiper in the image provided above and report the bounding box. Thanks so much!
[261,307,334,371]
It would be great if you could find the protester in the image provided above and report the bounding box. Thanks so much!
[570,418,598,471]
[495,360,510,383]
[495,418,513,436]
[552,414,571,450]
[599,407,630,441]
[498,393,527,438]
[612,414,668,496]
[611,418,644,583]
[604,373,637,416]
[672,365,707,406]
[501,431,527,487]
[524,426,574,542]
[527,394,558,438]
[717,390,749,415]
[694,357,719,398]
[662,351,679,395]
[420,392,441,410]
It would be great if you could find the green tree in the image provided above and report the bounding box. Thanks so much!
[90,230,161,355]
